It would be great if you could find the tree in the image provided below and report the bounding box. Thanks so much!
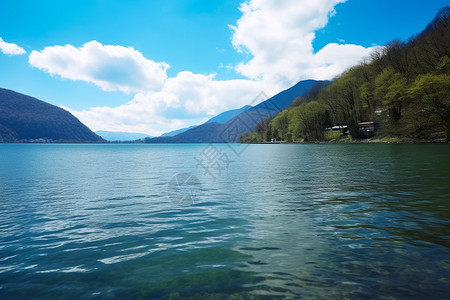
[375,67,408,123]
[436,55,450,74]
[408,73,450,141]
[323,70,363,137]
[296,102,331,140]
[271,110,290,141]
[287,106,304,141]
[254,118,271,141]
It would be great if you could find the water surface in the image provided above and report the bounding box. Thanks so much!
[0,143,449,299]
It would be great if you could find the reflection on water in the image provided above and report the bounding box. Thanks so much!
[0,144,449,299]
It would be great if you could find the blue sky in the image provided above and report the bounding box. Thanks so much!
[0,0,447,135]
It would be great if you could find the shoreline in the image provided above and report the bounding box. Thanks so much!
[251,137,450,144]
[1,138,449,145]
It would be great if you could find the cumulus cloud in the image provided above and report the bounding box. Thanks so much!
[29,41,169,93]
[231,0,378,86]
[0,37,26,55]
[309,43,383,79]
[68,71,265,136]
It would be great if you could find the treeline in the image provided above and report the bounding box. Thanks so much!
[240,7,450,143]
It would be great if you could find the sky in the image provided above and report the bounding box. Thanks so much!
[0,0,448,136]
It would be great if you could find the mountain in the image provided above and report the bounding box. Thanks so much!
[153,122,225,143]
[148,79,327,143]
[96,131,152,141]
[205,105,251,124]
[160,105,252,137]
[0,88,104,143]
[160,125,197,137]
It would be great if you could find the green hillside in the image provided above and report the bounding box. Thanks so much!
[242,7,450,143]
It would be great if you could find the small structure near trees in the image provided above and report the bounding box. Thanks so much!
[359,122,379,138]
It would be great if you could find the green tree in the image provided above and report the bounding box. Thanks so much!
[322,70,363,137]
[409,73,450,141]
[296,101,331,140]
[375,67,408,123]
[436,55,450,74]
[287,106,304,141]
[271,110,290,141]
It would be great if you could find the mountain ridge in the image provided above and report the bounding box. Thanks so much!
[0,88,104,143]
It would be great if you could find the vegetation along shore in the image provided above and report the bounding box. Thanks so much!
[239,8,450,144]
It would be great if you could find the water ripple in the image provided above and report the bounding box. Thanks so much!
[0,144,449,299]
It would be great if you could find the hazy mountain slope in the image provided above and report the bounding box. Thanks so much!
[205,105,252,124]
[160,105,251,137]
[160,125,198,137]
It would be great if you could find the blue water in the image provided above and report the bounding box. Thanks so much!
[0,143,449,299]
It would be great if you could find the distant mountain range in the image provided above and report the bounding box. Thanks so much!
[205,105,252,124]
[0,88,103,143]
[96,131,152,141]
[160,105,251,137]
[149,79,327,143]
[160,126,197,137]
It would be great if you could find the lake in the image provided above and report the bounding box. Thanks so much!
[0,143,449,299]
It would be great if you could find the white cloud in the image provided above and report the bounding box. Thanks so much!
[68,71,265,136]
[29,41,169,93]
[0,37,26,55]
[231,0,378,86]
[160,71,264,116]
[310,43,383,79]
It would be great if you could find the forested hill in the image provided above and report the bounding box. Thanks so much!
[242,7,450,143]
[0,88,104,143]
